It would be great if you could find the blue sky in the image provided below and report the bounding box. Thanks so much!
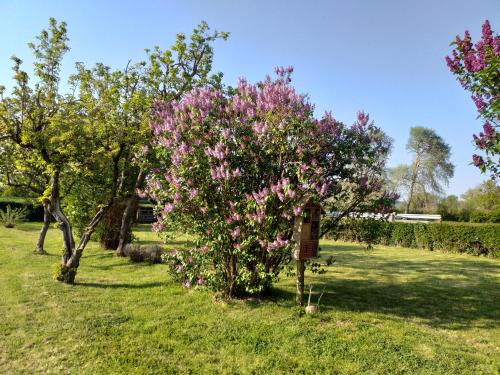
[1,0,498,196]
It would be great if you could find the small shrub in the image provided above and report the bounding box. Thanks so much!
[123,243,164,264]
[0,199,44,221]
[124,243,142,262]
[141,245,164,263]
[0,205,27,228]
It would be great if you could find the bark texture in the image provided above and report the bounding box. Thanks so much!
[35,201,52,254]
[47,170,75,263]
[405,154,421,214]
[116,170,146,256]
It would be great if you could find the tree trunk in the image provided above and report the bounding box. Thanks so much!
[116,170,146,256]
[35,201,52,254]
[47,170,75,262]
[47,169,110,284]
[296,260,305,305]
[51,146,123,284]
[63,205,109,283]
[406,155,420,214]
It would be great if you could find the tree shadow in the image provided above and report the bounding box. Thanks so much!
[270,251,500,330]
[76,281,166,289]
[34,252,59,258]
[86,262,154,271]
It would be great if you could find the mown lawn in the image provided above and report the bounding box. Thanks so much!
[0,223,499,374]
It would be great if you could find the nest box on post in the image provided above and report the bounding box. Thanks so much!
[293,201,321,260]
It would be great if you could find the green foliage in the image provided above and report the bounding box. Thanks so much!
[436,181,500,223]
[407,127,454,193]
[466,180,499,208]
[306,260,327,274]
[391,222,417,248]
[64,20,229,248]
[437,194,468,221]
[332,219,499,257]
[162,248,207,288]
[52,263,77,283]
[0,204,27,228]
[469,208,500,223]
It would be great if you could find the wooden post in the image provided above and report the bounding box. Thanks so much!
[296,259,305,305]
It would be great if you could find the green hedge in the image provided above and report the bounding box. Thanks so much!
[0,199,44,221]
[329,219,500,257]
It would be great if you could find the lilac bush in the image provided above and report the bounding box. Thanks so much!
[446,20,500,177]
[143,68,391,298]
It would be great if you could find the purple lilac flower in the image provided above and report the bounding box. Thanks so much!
[163,203,174,214]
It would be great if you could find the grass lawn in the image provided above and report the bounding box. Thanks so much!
[0,223,499,374]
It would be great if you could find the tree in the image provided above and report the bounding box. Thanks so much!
[446,20,499,177]
[53,21,228,281]
[0,19,130,282]
[67,22,228,254]
[462,180,500,215]
[408,191,441,213]
[0,19,228,282]
[0,140,53,253]
[146,68,394,298]
[385,164,411,210]
[114,22,228,256]
[437,195,463,220]
[0,19,84,257]
[401,127,454,213]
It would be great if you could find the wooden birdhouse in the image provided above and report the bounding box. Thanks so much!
[293,201,322,260]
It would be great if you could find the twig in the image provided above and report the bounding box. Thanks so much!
[307,284,313,307]
[317,286,326,307]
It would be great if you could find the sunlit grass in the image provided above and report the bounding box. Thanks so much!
[0,222,498,374]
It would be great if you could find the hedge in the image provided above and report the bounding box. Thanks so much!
[0,199,44,221]
[328,219,500,258]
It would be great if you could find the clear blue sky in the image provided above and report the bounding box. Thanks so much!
[1,0,499,196]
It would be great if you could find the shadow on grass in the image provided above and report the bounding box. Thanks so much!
[77,281,166,289]
[270,251,500,330]
[87,262,145,271]
[34,252,59,258]
[76,238,499,331]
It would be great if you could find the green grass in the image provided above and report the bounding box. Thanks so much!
[0,223,499,374]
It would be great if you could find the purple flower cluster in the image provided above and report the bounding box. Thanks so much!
[472,154,485,167]
[445,20,499,176]
[446,21,499,76]
[145,67,391,294]
[265,233,289,253]
[473,122,499,150]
